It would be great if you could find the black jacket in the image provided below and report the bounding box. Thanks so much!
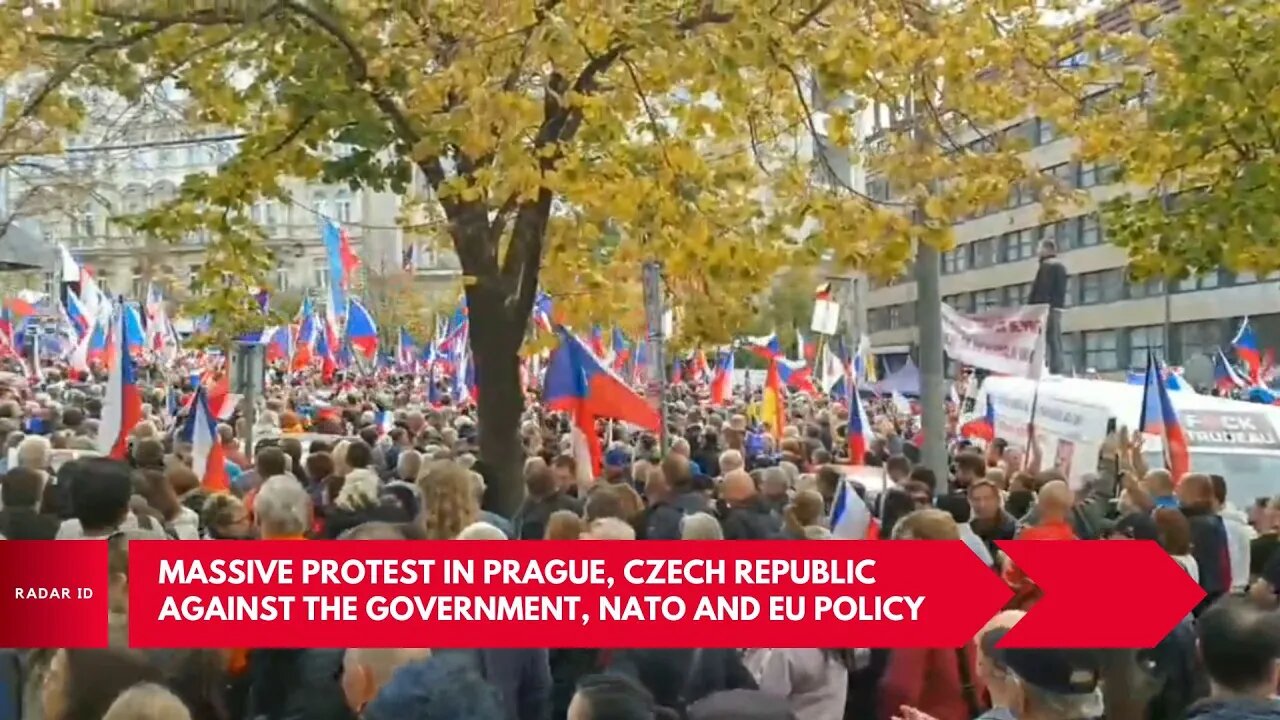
[243,648,354,720]
[1183,506,1232,598]
[720,500,782,541]
[608,648,757,714]
[1029,256,1068,309]
[644,491,713,540]
[513,493,582,540]
[438,649,552,720]
[0,508,59,540]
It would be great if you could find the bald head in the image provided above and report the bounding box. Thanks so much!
[1037,480,1072,522]
[342,648,431,712]
[722,469,756,504]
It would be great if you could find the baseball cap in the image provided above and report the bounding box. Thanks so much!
[604,446,632,468]
[984,628,1102,697]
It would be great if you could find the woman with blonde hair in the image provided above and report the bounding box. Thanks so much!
[544,510,583,540]
[418,461,479,540]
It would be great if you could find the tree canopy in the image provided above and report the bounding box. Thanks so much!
[15,0,1133,508]
[1098,0,1280,279]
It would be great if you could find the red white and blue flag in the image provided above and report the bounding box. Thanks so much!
[96,304,143,459]
[182,386,230,493]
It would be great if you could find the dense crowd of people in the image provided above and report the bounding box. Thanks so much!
[1,372,1279,720]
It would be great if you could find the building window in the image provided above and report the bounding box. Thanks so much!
[887,305,901,329]
[1178,320,1220,363]
[954,292,974,313]
[1127,276,1165,299]
[1006,282,1030,306]
[334,190,352,222]
[132,272,145,300]
[1037,119,1057,145]
[1046,162,1075,188]
[1006,181,1034,209]
[1079,271,1104,305]
[1128,325,1165,368]
[1063,276,1077,307]
[975,288,1001,311]
[1078,162,1119,188]
[1050,218,1081,250]
[867,177,890,202]
[264,202,280,234]
[1083,330,1119,371]
[953,245,969,273]
[1002,229,1037,262]
[971,238,996,268]
[189,264,202,283]
[1079,214,1103,247]
[78,205,96,239]
[313,264,330,289]
[275,266,290,291]
[1176,273,1221,292]
[312,191,329,219]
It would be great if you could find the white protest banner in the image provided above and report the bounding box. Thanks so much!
[940,304,1048,378]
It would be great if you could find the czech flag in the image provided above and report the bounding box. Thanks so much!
[182,386,229,493]
[611,328,631,374]
[710,350,734,406]
[760,355,785,440]
[293,298,318,371]
[1139,350,1190,482]
[847,377,873,464]
[96,305,142,459]
[1233,317,1262,386]
[397,328,418,369]
[344,298,379,361]
[830,479,878,540]
[960,396,996,442]
[65,289,90,337]
[588,325,609,361]
[545,326,660,478]
[1213,349,1247,392]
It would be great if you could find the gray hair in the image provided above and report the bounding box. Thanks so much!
[396,449,422,479]
[761,466,790,492]
[16,435,51,471]
[457,522,507,540]
[335,469,380,511]
[340,522,415,540]
[718,449,744,474]
[102,682,191,720]
[254,475,312,538]
[584,517,636,540]
[679,512,723,540]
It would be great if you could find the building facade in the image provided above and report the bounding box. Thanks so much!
[3,90,462,307]
[860,6,1277,379]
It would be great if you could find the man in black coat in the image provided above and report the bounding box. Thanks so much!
[1028,239,1068,374]
[0,467,59,540]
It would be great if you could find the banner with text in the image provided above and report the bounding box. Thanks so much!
[0,541,1205,649]
[941,304,1049,378]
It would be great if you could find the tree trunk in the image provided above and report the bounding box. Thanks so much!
[468,285,527,518]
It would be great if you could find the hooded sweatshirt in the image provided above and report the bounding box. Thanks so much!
[1220,504,1256,591]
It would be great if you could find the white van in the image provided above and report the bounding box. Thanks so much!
[975,376,1280,505]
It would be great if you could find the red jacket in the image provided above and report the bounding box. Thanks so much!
[879,644,986,720]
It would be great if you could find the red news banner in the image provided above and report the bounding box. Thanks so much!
[0,540,1204,649]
